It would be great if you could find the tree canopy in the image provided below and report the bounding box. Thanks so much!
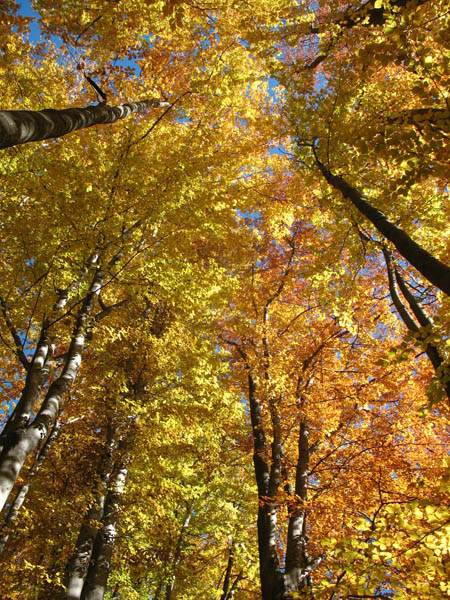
[0,1,449,599]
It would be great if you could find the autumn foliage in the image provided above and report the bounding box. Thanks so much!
[0,1,449,599]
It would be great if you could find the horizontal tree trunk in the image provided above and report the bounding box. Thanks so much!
[0,99,169,149]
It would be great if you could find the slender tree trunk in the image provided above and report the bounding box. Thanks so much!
[284,420,311,597]
[64,426,117,600]
[0,252,104,458]
[81,427,134,600]
[383,247,450,401]
[315,157,450,297]
[0,268,103,512]
[0,331,52,456]
[0,418,63,555]
[227,572,243,599]
[247,370,284,600]
[164,505,192,600]
[221,543,243,600]
[383,247,420,333]
[221,544,236,600]
[0,99,170,149]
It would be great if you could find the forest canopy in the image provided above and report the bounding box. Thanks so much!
[0,1,449,599]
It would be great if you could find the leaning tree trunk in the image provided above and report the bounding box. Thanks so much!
[382,247,450,402]
[0,268,103,512]
[314,156,450,297]
[0,252,101,457]
[0,331,52,457]
[0,99,169,149]
[0,418,63,555]
[220,542,243,600]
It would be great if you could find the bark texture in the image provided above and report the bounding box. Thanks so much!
[81,460,129,600]
[81,421,136,600]
[0,99,169,149]
[228,311,323,598]
[0,269,103,512]
[383,247,450,402]
[0,331,52,456]
[284,421,310,595]
[316,158,450,297]
[0,418,63,555]
[65,427,117,600]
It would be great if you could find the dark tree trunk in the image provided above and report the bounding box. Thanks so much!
[383,248,450,402]
[0,99,169,149]
[247,370,285,600]
[315,158,450,297]
[221,544,235,600]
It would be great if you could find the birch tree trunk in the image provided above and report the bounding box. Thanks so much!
[0,253,101,456]
[0,332,53,456]
[0,99,169,149]
[0,268,103,512]
[81,465,128,600]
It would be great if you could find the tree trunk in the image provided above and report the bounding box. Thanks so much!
[164,505,192,600]
[81,426,135,600]
[247,373,284,600]
[315,158,450,297]
[64,426,117,600]
[0,269,103,512]
[284,420,311,597]
[0,331,52,456]
[383,247,450,402]
[0,418,63,555]
[221,543,244,600]
[0,99,169,149]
